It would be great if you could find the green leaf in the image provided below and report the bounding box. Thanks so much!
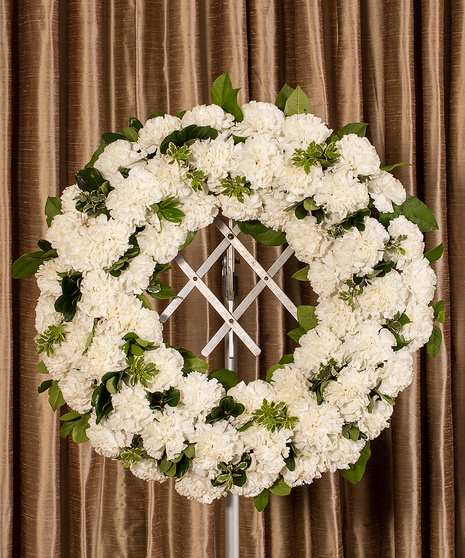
[303,198,320,212]
[11,251,49,279]
[36,361,49,375]
[59,411,81,421]
[425,242,444,263]
[85,139,106,169]
[136,294,153,309]
[432,299,444,319]
[380,162,413,172]
[48,380,65,411]
[287,328,305,342]
[179,231,197,251]
[266,364,281,382]
[380,194,438,232]
[253,489,270,512]
[237,221,286,246]
[75,167,105,193]
[269,476,292,496]
[45,197,62,227]
[38,379,53,393]
[72,414,90,443]
[128,117,143,131]
[297,305,318,332]
[123,126,139,142]
[60,420,77,439]
[238,420,254,432]
[208,368,238,390]
[340,441,371,484]
[292,265,310,281]
[275,84,294,112]
[427,324,442,357]
[284,86,312,116]
[223,88,244,122]
[147,282,179,300]
[176,347,210,374]
[211,73,234,106]
[332,123,368,140]
[101,132,126,145]
[184,443,196,459]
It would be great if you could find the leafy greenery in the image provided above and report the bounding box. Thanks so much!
[59,411,90,443]
[74,179,113,218]
[292,140,339,173]
[158,444,196,478]
[11,239,58,279]
[427,325,443,358]
[379,194,439,232]
[266,354,294,382]
[107,234,140,277]
[211,454,251,489]
[151,197,185,229]
[207,368,239,390]
[292,265,310,282]
[145,263,179,300]
[342,423,367,442]
[125,355,159,388]
[425,242,444,263]
[339,441,371,484]
[147,387,181,412]
[275,84,294,112]
[206,396,245,424]
[186,168,207,191]
[252,399,298,432]
[237,220,286,246]
[285,197,326,223]
[269,476,292,496]
[160,124,219,154]
[331,122,368,141]
[288,305,317,343]
[167,345,210,375]
[385,234,408,255]
[284,442,297,471]
[36,323,66,357]
[54,271,82,322]
[219,175,252,202]
[310,359,342,404]
[117,435,152,468]
[45,196,62,227]
[283,86,312,116]
[383,312,411,351]
[211,73,243,122]
[367,382,395,412]
[38,379,65,412]
[122,332,158,358]
[328,209,371,238]
[380,162,413,172]
[253,489,270,512]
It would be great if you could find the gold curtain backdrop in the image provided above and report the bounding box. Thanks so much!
[1,0,463,556]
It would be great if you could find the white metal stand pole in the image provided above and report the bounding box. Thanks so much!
[223,219,240,558]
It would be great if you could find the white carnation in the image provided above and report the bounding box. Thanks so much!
[336,134,380,176]
[282,113,331,147]
[58,369,94,413]
[137,221,187,263]
[181,104,234,130]
[233,134,283,189]
[234,101,285,136]
[368,170,406,212]
[137,115,182,151]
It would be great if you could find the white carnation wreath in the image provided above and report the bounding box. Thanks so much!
[13,75,444,509]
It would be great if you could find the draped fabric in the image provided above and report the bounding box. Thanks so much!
[1,0,462,556]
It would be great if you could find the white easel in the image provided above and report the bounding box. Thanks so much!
[160,217,297,558]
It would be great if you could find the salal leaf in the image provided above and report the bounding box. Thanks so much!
[173,347,210,374]
[136,294,153,309]
[340,441,371,484]
[72,414,90,443]
[85,139,106,169]
[59,411,81,422]
[427,324,442,357]
[287,328,306,343]
[380,194,438,232]
[254,489,270,512]
[297,305,318,332]
[211,73,234,106]
[380,161,413,172]
[292,265,310,282]
[123,126,139,142]
[222,88,244,122]
[36,361,49,375]
[237,221,286,246]
[332,123,368,140]
[275,84,294,112]
[208,368,238,390]
[269,476,292,496]
[425,242,444,263]
[284,86,312,116]
[432,299,445,322]
[75,167,105,192]
[45,197,62,227]
[11,249,54,279]
[48,380,65,411]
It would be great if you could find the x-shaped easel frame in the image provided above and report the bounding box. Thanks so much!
[160,217,297,357]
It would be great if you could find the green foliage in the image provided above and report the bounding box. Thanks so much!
[91,379,114,424]
[379,194,439,232]
[207,368,239,390]
[147,387,181,412]
[342,424,367,442]
[45,196,62,227]
[310,359,342,404]
[219,175,252,202]
[425,242,444,263]
[275,84,294,112]
[36,323,66,357]
[160,124,219,154]
[269,476,292,496]
[383,312,411,351]
[38,379,65,412]
[59,412,90,443]
[36,361,49,374]
[54,271,82,322]
[253,489,270,512]
[166,142,192,167]
[385,234,408,256]
[168,345,210,375]
[186,168,207,191]
[340,441,371,484]
[126,355,159,387]
[427,324,443,357]
[206,396,245,424]
[292,140,339,173]
[292,265,310,282]
[211,454,251,489]
[328,209,371,238]
[122,332,158,358]
[367,382,395,412]
[107,235,140,277]
[285,197,326,223]
[432,299,445,323]
[283,86,312,116]
[284,442,297,471]
[331,122,368,141]
[288,306,317,343]
[210,73,243,122]
[266,354,294,382]
[151,197,185,229]
[11,239,58,279]
[252,399,298,432]
[117,436,151,468]
[237,220,286,246]
[158,444,196,478]
[380,162,413,172]
[178,231,197,251]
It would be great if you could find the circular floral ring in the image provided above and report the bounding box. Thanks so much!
[16,76,441,507]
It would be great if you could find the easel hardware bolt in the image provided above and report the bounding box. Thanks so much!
[229,318,234,324]
[264,276,269,281]
[193,277,198,281]
[228,233,234,239]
